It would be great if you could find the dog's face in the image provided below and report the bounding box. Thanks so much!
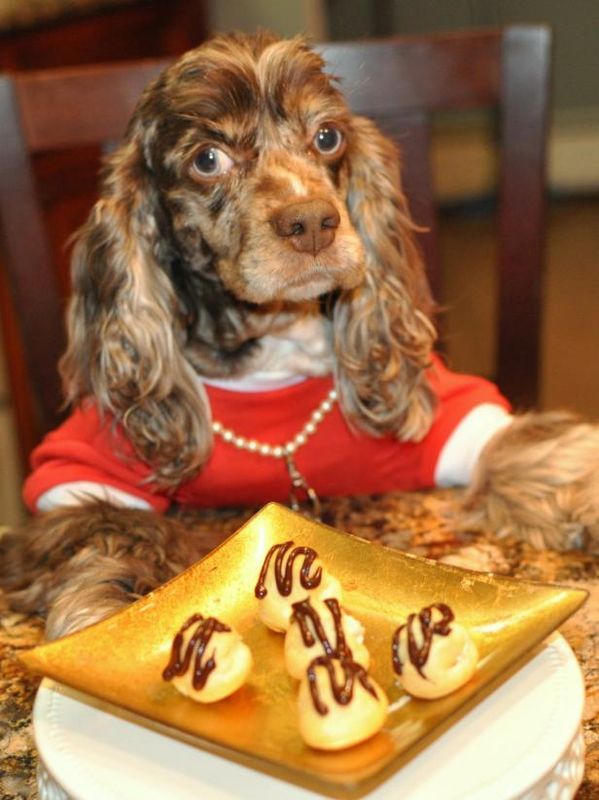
[135,33,365,304]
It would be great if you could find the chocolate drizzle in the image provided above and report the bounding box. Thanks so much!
[162,613,231,690]
[307,655,379,716]
[254,540,323,599]
[392,603,454,679]
[291,597,352,660]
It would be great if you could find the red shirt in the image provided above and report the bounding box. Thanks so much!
[23,357,509,513]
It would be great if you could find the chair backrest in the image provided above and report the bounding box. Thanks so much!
[0,26,551,466]
[0,58,169,462]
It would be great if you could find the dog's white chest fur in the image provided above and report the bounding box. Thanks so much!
[202,315,334,392]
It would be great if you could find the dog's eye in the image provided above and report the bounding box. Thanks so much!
[191,147,234,179]
[313,125,344,157]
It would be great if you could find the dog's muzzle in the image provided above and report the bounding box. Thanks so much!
[271,198,340,256]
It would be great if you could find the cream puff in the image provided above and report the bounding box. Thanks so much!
[391,603,479,699]
[162,612,253,703]
[254,540,342,632]
[284,597,369,679]
[298,655,388,750]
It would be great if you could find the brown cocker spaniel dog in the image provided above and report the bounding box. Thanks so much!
[1,32,597,641]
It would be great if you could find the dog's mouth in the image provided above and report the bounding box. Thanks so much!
[235,254,364,304]
[277,270,340,302]
[227,228,366,304]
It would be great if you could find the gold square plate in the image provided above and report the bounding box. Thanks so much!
[21,503,587,798]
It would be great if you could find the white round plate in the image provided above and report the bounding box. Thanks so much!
[33,633,584,800]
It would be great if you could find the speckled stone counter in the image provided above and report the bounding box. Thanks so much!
[1,489,597,799]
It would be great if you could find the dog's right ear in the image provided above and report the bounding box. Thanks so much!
[60,125,212,487]
[333,115,437,442]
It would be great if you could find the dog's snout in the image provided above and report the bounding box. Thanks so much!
[272,199,340,255]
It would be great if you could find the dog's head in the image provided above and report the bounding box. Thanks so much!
[148,34,366,306]
[61,32,437,485]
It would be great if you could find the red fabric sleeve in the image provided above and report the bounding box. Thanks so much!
[23,404,170,513]
[416,355,511,486]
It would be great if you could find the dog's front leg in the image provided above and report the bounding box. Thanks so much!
[0,501,209,640]
[463,411,599,551]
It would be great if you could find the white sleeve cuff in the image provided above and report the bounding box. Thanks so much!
[434,404,512,488]
[36,482,153,512]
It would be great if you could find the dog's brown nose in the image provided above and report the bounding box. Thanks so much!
[272,199,340,255]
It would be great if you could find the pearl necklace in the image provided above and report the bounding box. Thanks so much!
[212,387,337,519]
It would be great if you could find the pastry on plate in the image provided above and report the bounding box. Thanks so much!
[254,540,342,632]
[297,655,388,750]
[391,603,478,699]
[284,596,369,679]
[162,612,252,703]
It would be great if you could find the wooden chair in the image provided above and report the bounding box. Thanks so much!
[0,26,551,469]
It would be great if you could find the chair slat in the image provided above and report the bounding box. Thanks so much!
[15,59,170,151]
[497,26,552,407]
[318,30,502,115]
[376,111,441,302]
[0,77,65,434]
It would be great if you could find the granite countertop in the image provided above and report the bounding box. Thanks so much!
[1,489,597,799]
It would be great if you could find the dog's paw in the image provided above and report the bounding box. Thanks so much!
[463,411,599,551]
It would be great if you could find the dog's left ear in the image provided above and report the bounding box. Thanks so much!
[333,115,437,441]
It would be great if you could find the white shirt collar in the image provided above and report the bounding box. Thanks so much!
[199,315,333,393]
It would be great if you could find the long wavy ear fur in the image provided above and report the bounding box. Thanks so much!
[60,125,211,487]
[333,115,437,441]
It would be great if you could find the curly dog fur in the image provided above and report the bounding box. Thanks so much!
[0,502,217,639]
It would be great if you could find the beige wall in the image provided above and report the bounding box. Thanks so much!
[209,0,328,38]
